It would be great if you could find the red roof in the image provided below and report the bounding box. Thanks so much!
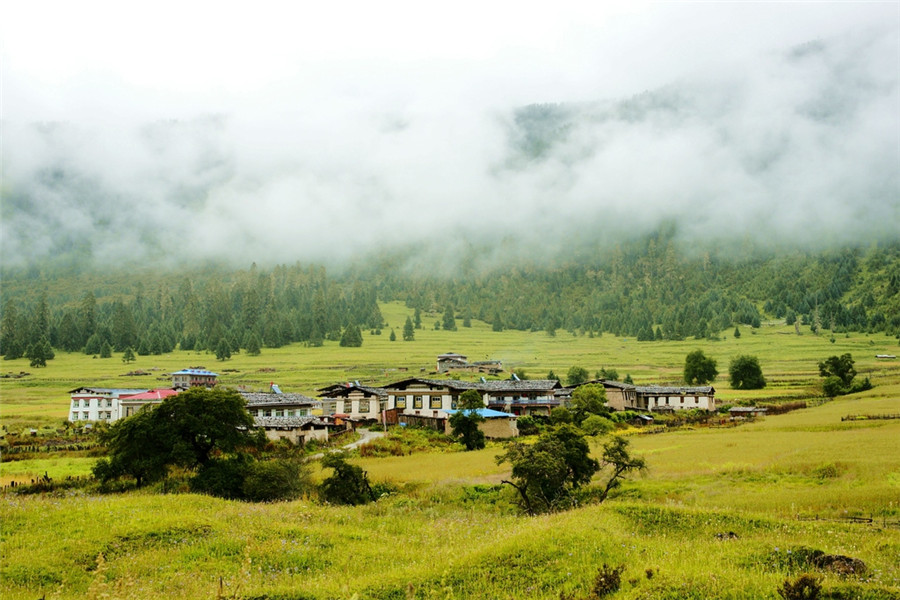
[121,388,180,401]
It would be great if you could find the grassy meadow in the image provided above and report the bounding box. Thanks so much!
[2,301,900,599]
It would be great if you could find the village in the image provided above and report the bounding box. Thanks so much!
[67,352,721,445]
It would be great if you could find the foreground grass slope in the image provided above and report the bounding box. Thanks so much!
[2,391,899,599]
[2,303,899,598]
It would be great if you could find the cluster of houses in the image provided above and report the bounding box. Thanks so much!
[68,354,722,444]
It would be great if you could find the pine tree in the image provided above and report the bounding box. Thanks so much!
[442,305,457,331]
[389,329,396,341]
[215,338,232,361]
[245,332,262,356]
[413,307,422,329]
[100,341,113,358]
[122,347,136,363]
[403,317,415,341]
[339,324,363,347]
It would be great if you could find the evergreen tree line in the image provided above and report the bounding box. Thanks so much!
[1,237,898,361]
[1,264,383,360]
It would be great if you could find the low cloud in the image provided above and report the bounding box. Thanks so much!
[1,4,897,270]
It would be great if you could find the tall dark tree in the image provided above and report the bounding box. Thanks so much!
[442,305,457,331]
[402,316,415,341]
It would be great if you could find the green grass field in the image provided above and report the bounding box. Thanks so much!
[2,303,899,599]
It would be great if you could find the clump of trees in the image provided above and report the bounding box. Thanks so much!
[92,388,311,501]
[320,453,375,505]
[729,355,766,389]
[818,353,871,397]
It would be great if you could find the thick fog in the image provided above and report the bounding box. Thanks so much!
[2,2,898,270]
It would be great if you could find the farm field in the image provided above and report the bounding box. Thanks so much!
[1,303,900,599]
[2,301,900,429]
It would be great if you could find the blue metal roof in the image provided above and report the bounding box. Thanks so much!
[444,408,517,418]
[172,369,218,376]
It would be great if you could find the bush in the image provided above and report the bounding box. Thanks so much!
[320,453,375,505]
[190,456,251,499]
[777,573,821,600]
[242,458,312,502]
[516,415,540,436]
[581,415,614,436]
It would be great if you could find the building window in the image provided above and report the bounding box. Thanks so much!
[430,396,442,409]
[274,410,283,417]
[71,413,78,421]
[82,412,90,420]
[106,399,112,407]
[413,396,423,409]
[263,410,272,417]
[395,395,407,408]
[360,400,370,413]
[450,396,458,410]
[298,409,308,417]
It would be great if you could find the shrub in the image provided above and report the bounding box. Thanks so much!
[320,453,375,505]
[190,456,251,499]
[581,415,614,436]
[516,415,540,436]
[777,573,821,600]
[242,458,312,502]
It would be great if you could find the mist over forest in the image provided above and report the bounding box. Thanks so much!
[2,7,898,272]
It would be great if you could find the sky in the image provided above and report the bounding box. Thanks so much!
[2,1,898,269]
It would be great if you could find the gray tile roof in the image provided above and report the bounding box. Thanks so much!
[240,392,320,407]
[254,416,326,428]
[635,386,715,395]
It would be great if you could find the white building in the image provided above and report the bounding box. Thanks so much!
[68,387,148,423]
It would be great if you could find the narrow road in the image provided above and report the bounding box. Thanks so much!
[307,427,385,460]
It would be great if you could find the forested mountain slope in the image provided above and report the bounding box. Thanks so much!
[2,232,898,360]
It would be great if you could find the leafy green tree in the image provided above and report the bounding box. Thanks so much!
[320,453,375,505]
[155,387,259,468]
[623,374,634,385]
[402,316,415,341]
[683,349,718,385]
[100,341,113,359]
[546,370,559,382]
[3,338,24,361]
[596,436,647,502]
[549,406,573,425]
[442,305,457,331]
[122,347,136,363]
[242,458,312,502]
[492,311,504,332]
[93,408,170,487]
[566,366,589,386]
[215,338,232,361]
[569,383,608,424]
[450,389,486,451]
[462,310,472,328]
[497,424,600,515]
[413,307,422,329]
[817,353,857,388]
[94,388,264,494]
[729,355,766,389]
[513,367,528,380]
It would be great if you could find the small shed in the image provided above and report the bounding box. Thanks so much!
[729,406,768,420]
